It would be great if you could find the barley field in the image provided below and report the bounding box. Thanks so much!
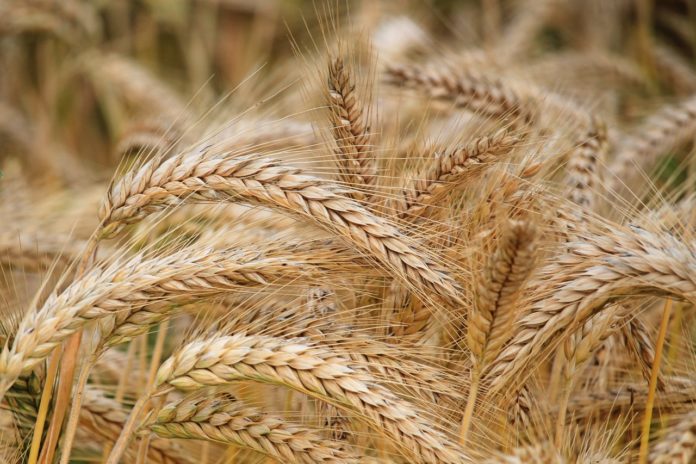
[1,0,696,463]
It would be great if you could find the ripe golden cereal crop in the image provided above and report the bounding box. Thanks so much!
[2,1,696,462]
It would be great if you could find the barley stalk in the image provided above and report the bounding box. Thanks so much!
[384,63,532,126]
[152,392,360,463]
[327,55,376,198]
[393,130,519,219]
[609,95,696,198]
[0,241,347,388]
[565,121,607,213]
[638,299,673,464]
[468,220,537,370]
[98,147,463,305]
[156,333,472,463]
[486,226,696,396]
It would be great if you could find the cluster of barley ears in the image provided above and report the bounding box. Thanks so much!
[2,0,696,462]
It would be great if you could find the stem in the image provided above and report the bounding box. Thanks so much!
[102,341,137,463]
[105,395,151,464]
[662,304,684,432]
[136,432,151,464]
[554,376,573,449]
[59,354,98,464]
[638,298,673,464]
[27,349,61,464]
[459,372,480,445]
[146,320,169,393]
[39,335,80,464]
[136,320,170,463]
[136,396,165,464]
[555,332,581,449]
[38,236,100,464]
[139,334,148,393]
[548,346,565,402]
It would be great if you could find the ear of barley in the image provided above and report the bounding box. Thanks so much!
[298,302,457,406]
[523,52,648,90]
[394,130,519,220]
[116,116,187,159]
[468,220,537,370]
[460,219,537,444]
[82,52,186,119]
[568,310,623,368]
[385,59,595,135]
[152,392,360,463]
[156,333,472,463]
[565,121,607,214]
[383,279,425,337]
[327,55,376,199]
[507,385,534,432]
[609,95,696,198]
[100,239,358,346]
[555,304,640,445]
[322,334,456,406]
[0,241,350,386]
[485,226,696,396]
[98,148,463,306]
[384,63,532,126]
[496,0,559,62]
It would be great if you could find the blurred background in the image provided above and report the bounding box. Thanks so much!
[2,0,696,188]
